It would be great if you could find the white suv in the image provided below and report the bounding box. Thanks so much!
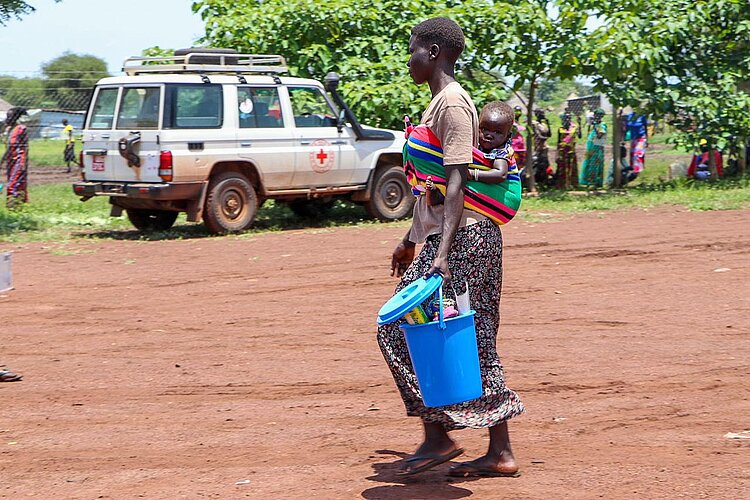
[73,50,413,233]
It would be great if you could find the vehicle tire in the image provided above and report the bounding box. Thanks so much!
[287,198,335,218]
[365,165,414,221]
[126,209,178,231]
[203,172,257,234]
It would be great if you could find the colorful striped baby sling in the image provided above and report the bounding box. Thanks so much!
[403,125,522,225]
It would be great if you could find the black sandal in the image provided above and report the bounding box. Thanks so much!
[0,370,22,382]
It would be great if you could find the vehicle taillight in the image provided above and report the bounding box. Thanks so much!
[159,151,173,182]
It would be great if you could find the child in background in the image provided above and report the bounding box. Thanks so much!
[62,119,79,173]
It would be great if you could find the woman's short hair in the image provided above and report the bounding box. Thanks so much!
[411,17,465,60]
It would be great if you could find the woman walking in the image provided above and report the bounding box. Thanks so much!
[580,108,607,188]
[378,17,524,479]
[3,107,29,209]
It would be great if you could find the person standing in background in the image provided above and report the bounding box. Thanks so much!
[580,108,608,188]
[510,106,526,175]
[531,108,552,186]
[3,107,29,209]
[555,111,581,190]
[626,112,648,175]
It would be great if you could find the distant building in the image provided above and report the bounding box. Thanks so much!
[565,94,613,117]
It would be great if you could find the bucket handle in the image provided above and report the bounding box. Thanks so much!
[437,285,446,330]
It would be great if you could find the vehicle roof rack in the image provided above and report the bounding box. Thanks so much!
[122,52,288,76]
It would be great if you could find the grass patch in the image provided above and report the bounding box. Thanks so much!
[28,139,72,168]
[521,177,750,214]
[0,177,748,244]
[0,183,393,243]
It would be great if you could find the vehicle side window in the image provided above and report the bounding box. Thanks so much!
[238,87,283,128]
[116,87,160,129]
[165,84,223,129]
[288,87,337,128]
[89,88,118,129]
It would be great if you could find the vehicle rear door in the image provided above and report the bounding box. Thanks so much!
[82,86,119,181]
[287,86,357,187]
[236,85,296,190]
[83,85,163,183]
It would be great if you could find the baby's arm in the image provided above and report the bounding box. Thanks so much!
[470,159,508,184]
[424,176,445,205]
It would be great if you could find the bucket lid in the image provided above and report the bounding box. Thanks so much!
[377,274,443,325]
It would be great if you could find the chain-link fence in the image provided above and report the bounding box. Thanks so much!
[1,77,92,139]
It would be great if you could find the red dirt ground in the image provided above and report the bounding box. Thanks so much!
[1,207,749,499]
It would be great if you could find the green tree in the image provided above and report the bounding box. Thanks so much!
[0,0,60,25]
[41,52,110,109]
[0,77,49,108]
[470,0,592,191]
[192,0,511,131]
[193,0,600,191]
[587,0,750,180]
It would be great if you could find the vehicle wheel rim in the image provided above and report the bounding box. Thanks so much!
[382,180,404,210]
[221,188,246,221]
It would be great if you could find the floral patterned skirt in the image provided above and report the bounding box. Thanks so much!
[377,219,524,430]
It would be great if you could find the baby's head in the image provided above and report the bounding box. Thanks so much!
[479,101,514,152]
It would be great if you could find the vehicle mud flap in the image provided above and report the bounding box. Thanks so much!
[118,132,142,180]
[186,180,209,222]
[109,198,124,217]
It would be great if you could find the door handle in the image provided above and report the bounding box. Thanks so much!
[331,140,347,145]
[240,142,252,147]
[300,140,312,145]
[100,134,110,139]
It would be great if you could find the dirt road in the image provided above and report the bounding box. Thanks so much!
[1,207,748,498]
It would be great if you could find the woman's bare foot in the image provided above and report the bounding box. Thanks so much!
[398,421,463,476]
[449,421,518,477]
[448,452,519,477]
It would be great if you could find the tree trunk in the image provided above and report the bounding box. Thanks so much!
[739,136,747,177]
[612,107,622,188]
[525,77,537,193]
[708,145,718,179]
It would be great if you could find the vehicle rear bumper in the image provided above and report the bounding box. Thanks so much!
[72,182,204,201]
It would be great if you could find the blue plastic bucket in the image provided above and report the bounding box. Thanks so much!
[378,275,484,407]
[400,310,483,407]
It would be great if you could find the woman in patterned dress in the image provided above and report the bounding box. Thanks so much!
[580,108,607,188]
[555,111,582,190]
[378,17,524,479]
[3,107,29,209]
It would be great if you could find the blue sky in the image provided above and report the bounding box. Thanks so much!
[0,0,205,76]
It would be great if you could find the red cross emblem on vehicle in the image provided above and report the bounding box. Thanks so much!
[309,139,335,173]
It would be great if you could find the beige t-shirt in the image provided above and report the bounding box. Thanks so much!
[409,81,485,244]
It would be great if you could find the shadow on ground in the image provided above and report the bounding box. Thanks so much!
[360,449,478,500]
[79,201,381,241]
